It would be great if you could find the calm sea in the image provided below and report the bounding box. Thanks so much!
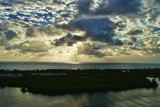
[0,79,160,107]
[0,62,160,70]
[1,62,160,107]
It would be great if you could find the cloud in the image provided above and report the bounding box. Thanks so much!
[144,38,157,48]
[71,17,113,42]
[70,17,123,45]
[53,0,65,4]
[77,42,106,58]
[0,0,74,26]
[20,40,52,53]
[155,0,160,4]
[54,33,86,46]
[113,39,124,45]
[6,40,52,53]
[127,28,143,35]
[77,0,142,16]
[77,0,92,14]
[0,32,8,46]
[0,1,13,6]
[0,21,10,31]
[4,30,18,40]
[0,0,160,62]
[145,8,160,23]
[25,26,38,37]
[25,24,69,38]
[130,36,137,42]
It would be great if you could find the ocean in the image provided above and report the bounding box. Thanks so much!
[0,62,160,70]
[1,79,160,107]
[1,62,160,107]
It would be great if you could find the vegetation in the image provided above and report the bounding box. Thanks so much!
[0,69,159,95]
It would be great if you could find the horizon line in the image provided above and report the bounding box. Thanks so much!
[0,61,160,64]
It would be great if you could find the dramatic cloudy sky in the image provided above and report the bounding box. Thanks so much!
[0,0,160,63]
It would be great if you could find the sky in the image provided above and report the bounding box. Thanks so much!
[0,0,160,63]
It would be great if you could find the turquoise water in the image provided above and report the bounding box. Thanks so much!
[0,62,160,70]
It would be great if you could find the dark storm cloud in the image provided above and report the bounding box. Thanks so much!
[71,17,114,42]
[70,17,123,45]
[155,0,160,4]
[113,39,124,46]
[115,21,127,31]
[127,36,137,45]
[54,33,86,46]
[0,0,25,6]
[0,2,12,6]
[130,37,137,42]
[95,0,142,15]
[53,0,65,4]
[77,0,142,15]
[4,30,18,40]
[77,0,92,14]
[127,29,143,35]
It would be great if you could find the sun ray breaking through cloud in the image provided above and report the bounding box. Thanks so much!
[0,0,160,62]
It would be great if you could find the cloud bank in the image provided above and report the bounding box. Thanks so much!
[0,0,160,62]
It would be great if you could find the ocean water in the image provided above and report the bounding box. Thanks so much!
[0,62,160,70]
[0,79,160,107]
[0,62,160,107]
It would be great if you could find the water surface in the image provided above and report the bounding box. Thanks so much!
[0,82,160,107]
[0,62,160,70]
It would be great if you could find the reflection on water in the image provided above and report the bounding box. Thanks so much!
[1,81,160,107]
[0,62,160,70]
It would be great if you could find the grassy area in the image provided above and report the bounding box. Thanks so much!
[0,69,159,95]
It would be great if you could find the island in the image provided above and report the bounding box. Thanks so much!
[0,69,159,95]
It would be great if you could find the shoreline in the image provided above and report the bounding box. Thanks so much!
[0,69,159,95]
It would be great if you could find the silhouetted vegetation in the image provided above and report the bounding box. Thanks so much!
[0,69,159,95]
